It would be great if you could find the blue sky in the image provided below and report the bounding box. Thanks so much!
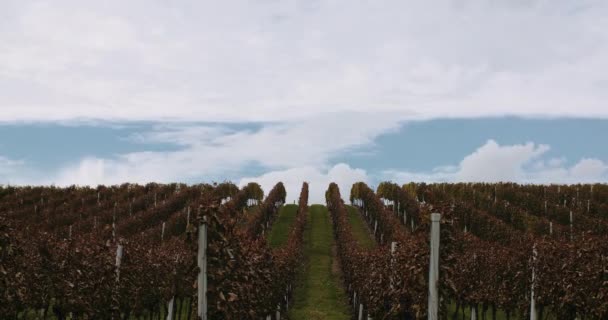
[1,117,606,203]
[2,118,607,177]
[1,0,608,202]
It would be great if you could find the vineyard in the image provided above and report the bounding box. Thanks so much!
[1,181,607,319]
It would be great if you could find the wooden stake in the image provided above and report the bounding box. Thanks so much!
[197,216,208,320]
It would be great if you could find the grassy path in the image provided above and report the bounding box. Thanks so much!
[267,204,298,248]
[346,205,376,249]
[288,205,351,320]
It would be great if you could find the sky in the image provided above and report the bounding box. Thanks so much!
[1,0,607,203]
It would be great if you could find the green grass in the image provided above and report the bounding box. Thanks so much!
[446,302,527,320]
[346,205,376,249]
[447,302,507,320]
[19,299,193,320]
[288,205,351,320]
[267,204,299,248]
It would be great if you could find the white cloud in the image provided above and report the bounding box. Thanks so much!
[569,158,608,179]
[45,113,397,187]
[383,139,608,184]
[1,0,608,122]
[239,163,368,204]
[457,140,550,181]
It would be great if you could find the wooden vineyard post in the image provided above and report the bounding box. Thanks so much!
[161,222,166,242]
[112,202,117,242]
[187,206,191,228]
[197,215,208,320]
[569,211,573,241]
[428,213,441,320]
[390,242,397,290]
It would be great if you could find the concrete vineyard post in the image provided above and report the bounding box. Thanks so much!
[428,213,441,320]
[167,256,179,320]
[359,304,364,320]
[115,244,123,269]
[530,243,538,320]
[111,244,123,319]
[115,242,124,315]
[197,215,208,320]
[161,222,165,242]
[166,297,175,320]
